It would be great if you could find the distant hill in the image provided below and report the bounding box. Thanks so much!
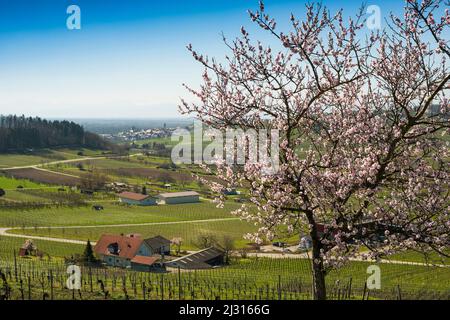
[0,115,111,152]
[66,118,194,134]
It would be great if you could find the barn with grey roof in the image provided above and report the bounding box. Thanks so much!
[157,191,200,204]
[165,247,225,269]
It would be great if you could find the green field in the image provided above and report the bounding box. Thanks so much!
[0,236,84,260]
[0,147,108,169]
[389,250,450,265]
[0,254,447,300]
[0,144,448,300]
[0,201,241,227]
[8,218,256,250]
[0,176,47,189]
[0,150,73,168]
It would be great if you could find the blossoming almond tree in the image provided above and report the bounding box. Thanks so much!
[181,0,449,299]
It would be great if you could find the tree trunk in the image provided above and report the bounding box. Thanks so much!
[311,249,326,300]
[310,229,326,300]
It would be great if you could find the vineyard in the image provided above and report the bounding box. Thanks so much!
[0,148,448,300]
[0,201,241,226]
[0,256,448,300]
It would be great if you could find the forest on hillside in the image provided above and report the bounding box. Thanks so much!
[0,115,110,152]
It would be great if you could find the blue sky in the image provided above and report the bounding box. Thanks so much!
[0,0,403,118]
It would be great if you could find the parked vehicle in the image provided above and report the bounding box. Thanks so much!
[298,236,313,250]
[272,242,287,248]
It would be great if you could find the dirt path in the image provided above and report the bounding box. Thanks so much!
[0,228,89,245]
[33,166,81,178]
[244,252,449,268]
[1,153,143,183]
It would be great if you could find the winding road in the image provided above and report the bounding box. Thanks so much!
[0,217,241,245]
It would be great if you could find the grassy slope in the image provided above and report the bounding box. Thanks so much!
[0,176,47,189]
[0,235,84,260]
[0,148,105,168]
[0,202,241,227]
[10,219,256,250]
[388,250,450,265]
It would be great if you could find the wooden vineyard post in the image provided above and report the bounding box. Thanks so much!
[178,267,181,300]
[19,279,24,300]
[362,281,367,300]
[89,267,93,293]
[49,270,54,300]
[278,275,281,300]
[160,273,164,300]
[347,277,352,299]
[142,282,146,300]
[13,249,18,282]
[27,275,31,300]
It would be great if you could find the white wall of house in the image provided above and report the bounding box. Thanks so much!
[100,255,131,268]
[98,243,152,268]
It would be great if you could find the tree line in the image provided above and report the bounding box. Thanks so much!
[0,115,110,151]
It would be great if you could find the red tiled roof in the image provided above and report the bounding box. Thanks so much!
[94,234,143,259]
[131,255,159,266]
[118,192,151,201]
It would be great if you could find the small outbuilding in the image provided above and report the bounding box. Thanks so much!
[118,191,157,206]
[18,239,37,257]
[157,191,200,204]
[144,235,171,255]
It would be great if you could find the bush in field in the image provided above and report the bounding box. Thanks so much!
[194,234,218,249]
[157,172,175,184]
[219,235,235,264]
[76,163,85,171]
[80,170,108,191]
[171,237,183,255]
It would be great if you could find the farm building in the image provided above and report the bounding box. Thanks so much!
[144,235,171,255]
[18,239,37,257]
[94,234,153,268]
[118,191,157,206]
[130,255,163,272]
[165,247,225,270]
[157,191,200,204]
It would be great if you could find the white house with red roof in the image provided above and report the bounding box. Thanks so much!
[94,234,171,271]
[94,234,153,268]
